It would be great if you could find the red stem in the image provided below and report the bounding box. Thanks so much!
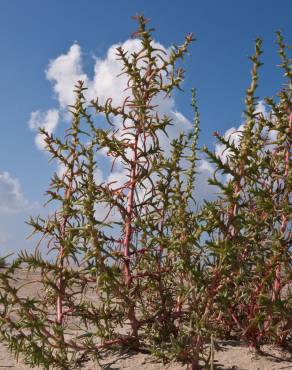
[123,132,139,336]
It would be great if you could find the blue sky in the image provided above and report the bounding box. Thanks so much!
[0,0,291,256]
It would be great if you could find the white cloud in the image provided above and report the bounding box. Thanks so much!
[215,101,270,164]
[87,39,191,194]
[89,39,191,142]
[194,159,218,202]
[254,100,269,118]
[46,44,88,109]
[44,38,190,126]
[28,109,59,150]
[211,100,280,188]
[29,38,217,209]
[29,38,278,210]
[89,39,169,106]
[56,161,67,178]
[215,124,245,164]
[0,172,29,213]
[29,39,190,153]
[42,39,192,188]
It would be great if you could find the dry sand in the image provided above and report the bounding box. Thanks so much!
[0,341,291,369]
[0,269,291,370]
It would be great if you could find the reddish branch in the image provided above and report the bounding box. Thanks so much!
[122,123,140,337]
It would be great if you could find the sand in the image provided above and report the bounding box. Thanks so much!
[0,269,291,370]
[0,340,291,369]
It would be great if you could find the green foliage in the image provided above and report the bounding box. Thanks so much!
[0,15,291,370]
[201,33,292,350]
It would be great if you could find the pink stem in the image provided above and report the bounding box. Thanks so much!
[123,133,139,336]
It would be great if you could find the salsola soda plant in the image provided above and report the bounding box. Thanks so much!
[0,14,291,370]
[0,15,207,369]
[201,33,291,350]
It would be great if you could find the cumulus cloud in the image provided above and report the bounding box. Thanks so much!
[28,109,59,150]
[215,123,245,164]
[28,44,86,152]
[254,100,269,118]
[29,39,190,154]
[0,172,29,213]
[215,101,270,164]
[42,39,191,185]
[29,37,278,209]
[89,39,191,142]
[46,44,88,109]
[31,39,275,209]
[88,39,191,190]
[29,38,217,207]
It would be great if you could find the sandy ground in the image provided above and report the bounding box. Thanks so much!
[0,341,291,369]
[0,269,291,370]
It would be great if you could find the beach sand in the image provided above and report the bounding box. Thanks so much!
[0,269,291,370]
[0,340,291,369]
